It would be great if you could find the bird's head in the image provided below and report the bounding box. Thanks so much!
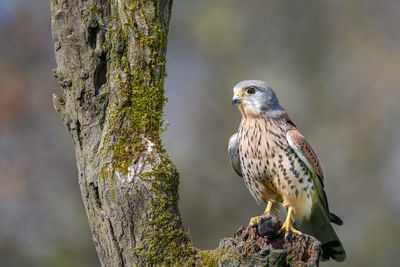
[232,80,282,117]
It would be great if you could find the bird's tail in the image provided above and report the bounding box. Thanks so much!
[294,200,346,262]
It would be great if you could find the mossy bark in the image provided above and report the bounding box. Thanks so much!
[50,0,192,265]
[49,0,321,266]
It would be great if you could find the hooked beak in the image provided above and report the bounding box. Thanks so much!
[232,93,242,105]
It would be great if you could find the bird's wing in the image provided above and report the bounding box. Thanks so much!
[228,133,242,176]
[286,128,327,207]
[286,129,324,179]
[287,128,346,260]
[286,126,343,225]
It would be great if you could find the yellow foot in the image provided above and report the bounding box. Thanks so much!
[278,223,302,236]
[249,201,274,227]
[278,206,302,236]
[249,215,262,227]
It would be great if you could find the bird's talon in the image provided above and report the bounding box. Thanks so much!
[249,215,262,227]
[278,224,302,236]
[278,207,302,236]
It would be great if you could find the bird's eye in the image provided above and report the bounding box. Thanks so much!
[246,87,256,95]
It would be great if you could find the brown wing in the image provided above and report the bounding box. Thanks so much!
[282,109,323,178]
[285,114,343,225]
[286,129,324,179]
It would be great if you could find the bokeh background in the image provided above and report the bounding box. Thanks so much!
[1,0,400,266]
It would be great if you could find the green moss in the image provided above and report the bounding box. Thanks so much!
[132,153,192,264]
[100,0,168,180]
[196,249,237,267]
[286,255,297,267]
[131,152,237,265]
[90,1,99,13]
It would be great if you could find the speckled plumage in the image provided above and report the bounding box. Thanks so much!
[237,115,314,219]
[229,80,346,262]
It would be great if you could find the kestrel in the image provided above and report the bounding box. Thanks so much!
[228,80,346,261]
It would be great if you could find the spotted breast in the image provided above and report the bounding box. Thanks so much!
[238,116,315,219]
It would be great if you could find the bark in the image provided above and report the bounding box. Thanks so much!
[49,0,321,266]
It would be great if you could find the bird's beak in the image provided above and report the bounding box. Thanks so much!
[232,93,242,105]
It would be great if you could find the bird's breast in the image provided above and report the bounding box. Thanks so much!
[238,118,288,200]
[238,117,315,219]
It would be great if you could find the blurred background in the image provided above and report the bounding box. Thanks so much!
[1,0,399,266]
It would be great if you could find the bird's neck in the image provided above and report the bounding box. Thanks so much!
[240,108,285,120]
[263,109,286,120]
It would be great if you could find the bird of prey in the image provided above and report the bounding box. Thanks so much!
[228,80,346,262]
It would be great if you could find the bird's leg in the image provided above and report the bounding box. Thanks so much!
[249,201,273,226]
[265,200,273,216]
[278,207,302,236]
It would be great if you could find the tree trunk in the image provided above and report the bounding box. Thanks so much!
[49,0,321,266]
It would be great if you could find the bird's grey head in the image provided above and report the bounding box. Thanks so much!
[232,80,282,117]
